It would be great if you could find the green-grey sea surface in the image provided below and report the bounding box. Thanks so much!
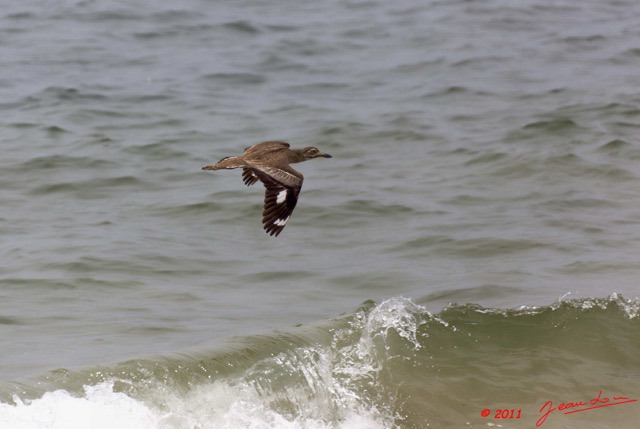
[1,0,640,427]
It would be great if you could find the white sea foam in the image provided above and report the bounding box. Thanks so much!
[0,379,390,429]
[0,382,158,429]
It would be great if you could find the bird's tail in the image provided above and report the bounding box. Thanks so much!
[202,156,247,170]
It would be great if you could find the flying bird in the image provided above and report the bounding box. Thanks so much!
[202,141,332,236]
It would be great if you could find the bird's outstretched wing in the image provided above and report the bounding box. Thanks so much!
[251,167,302,237]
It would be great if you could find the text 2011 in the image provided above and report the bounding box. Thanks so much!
[495,409,522,419]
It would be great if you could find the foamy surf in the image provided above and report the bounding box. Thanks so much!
[0,379,389,429]
[1,382,158,429]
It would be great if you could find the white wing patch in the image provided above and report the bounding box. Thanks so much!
[274,216,289,226]
[276,189,287,204]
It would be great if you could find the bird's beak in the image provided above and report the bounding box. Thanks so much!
[320,152,332,158]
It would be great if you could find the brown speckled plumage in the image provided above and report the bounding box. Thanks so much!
[202,141,332,236]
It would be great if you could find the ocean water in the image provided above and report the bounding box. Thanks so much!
[1,0,640,428]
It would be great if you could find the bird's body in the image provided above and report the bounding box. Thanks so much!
[202,141,331,236]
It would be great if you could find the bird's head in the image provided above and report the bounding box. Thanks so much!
[300,146,332,160]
